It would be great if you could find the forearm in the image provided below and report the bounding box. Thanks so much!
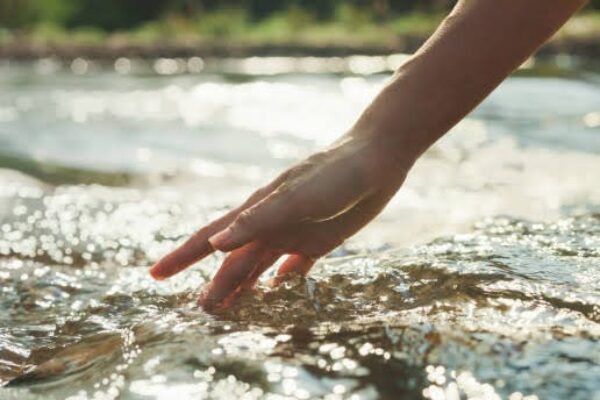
[352,0,586,167]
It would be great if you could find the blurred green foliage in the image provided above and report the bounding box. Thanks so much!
[0,0,450,32]
[0,0,598,44]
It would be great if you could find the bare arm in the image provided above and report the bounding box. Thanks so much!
[354,0,587,162]
[150,0,586,309]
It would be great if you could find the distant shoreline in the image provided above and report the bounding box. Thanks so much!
[1,37,420,61]
[1,35,600,62]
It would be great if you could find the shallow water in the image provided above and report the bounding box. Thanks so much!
[0,56,600,399]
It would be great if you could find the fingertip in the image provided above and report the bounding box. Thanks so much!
[266,277,279,288]
[276,254,315,277]
[197,286,227,311]
[149,264,167,280]
[197,289,214,309]
[198,287,242,311]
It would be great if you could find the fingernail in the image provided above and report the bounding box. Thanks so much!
[208,227,233,249]
[149,264,166,280]
[197,287,218,310]
[198,295,216,310]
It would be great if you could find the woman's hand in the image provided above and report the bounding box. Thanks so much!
[150,0,585,310]
[150,132,411,309]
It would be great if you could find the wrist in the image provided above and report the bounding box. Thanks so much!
[349,54,463,170]
[342,123,417,184]
[347,74,427,172]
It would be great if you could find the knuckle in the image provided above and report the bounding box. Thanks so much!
[234,209,257,229]
[277,167,297,182]
[306,150,327,164]
[288,157,317,178]
[273,182,291,197]
[244,183,274,206]
[246,187,268,203]
[272,183,299,206]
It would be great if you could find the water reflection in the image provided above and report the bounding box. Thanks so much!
[0,58,599,399]
[0,177,599,398]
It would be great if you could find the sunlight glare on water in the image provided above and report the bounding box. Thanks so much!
[0,56,599,399]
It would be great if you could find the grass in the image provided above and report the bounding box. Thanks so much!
[554,11,600,40]
[28,23,106,45]
[4,8,600,49]
[5,7,441,48]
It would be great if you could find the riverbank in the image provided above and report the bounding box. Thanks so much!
[0,38,423,60]
[1,12,599,61]
[2,35,600,62]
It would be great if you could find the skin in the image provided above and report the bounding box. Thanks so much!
[150,0,587,310]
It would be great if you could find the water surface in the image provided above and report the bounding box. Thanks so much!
[0,56,599,399]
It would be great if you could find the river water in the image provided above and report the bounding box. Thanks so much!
[0,56,599,399]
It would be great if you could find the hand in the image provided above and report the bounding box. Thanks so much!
[149,132,410,310]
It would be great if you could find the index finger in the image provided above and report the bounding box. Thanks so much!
[150,171,291,280]
[149,209,238,280]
